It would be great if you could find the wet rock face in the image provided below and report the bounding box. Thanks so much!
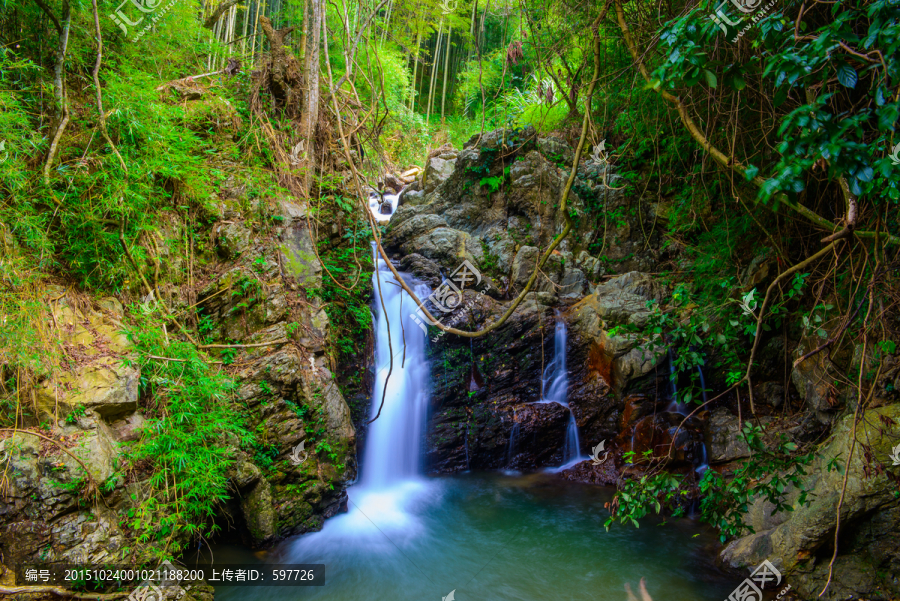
[558,457,619,486]
[706,408,754,462]
[423,294,550,472]
[385,127,640,304]
[386,128,675,478]
[196,203,357,545]
[628,412,704,465]
[791,332,845,424]
[420,279,672,474]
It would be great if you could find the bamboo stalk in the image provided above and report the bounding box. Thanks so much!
[441,21,452,122]
[426,20,443,128]
[252,0,263,60]
[409,16,422,110]
[241,0,251,54]
[381,0,393,44]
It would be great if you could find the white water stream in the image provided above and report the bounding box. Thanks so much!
[367,192,400,223]
[537,313,588,472]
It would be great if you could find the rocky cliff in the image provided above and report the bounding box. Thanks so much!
[0,175,358,585]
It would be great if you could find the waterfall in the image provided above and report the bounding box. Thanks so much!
[463,422,471,470]
[694,365,709,474]
[540,312,586,470]
[506,420,520,468]
[695,441,709,475]
[697,364,708,404]
[361,248,432,488]
[368,193,400,223]
[541,313,568,404]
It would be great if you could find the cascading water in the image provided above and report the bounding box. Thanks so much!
[361,248,432,487]
[665,351,710,473]
[368,192,400,223]
[282,246,434,567]
[538,312,587,470]
[694,365,710,474]
[505,414,520,468]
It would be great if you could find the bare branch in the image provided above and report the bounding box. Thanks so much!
[331,0,389,92]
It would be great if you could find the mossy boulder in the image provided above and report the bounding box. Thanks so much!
[720,404,900,601]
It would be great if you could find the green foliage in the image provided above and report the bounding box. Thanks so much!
[606,424,814,543]
[251,442,280,470]
[652,0,900,206]
[699,423,814,542]
[313,216,374,365]
[519,102,569,132]
[65,404,87,425]
[479,165,510,193]
[604,472,686,529]
[124,316,251,550]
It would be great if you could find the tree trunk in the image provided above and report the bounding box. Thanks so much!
[41,0,71,186]
[301,0,323,146]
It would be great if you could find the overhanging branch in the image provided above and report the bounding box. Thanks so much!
[612,0,898,246]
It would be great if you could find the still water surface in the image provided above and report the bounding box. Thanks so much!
[197,472,737,601]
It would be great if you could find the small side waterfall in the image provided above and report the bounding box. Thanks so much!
[665,350,711,474]
[506,418,520,468]
[697,364,709,405]
[694,365,709,474]
[695,442,709,474]
[540,312,587,470]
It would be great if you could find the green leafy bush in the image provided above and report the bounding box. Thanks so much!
[124,317,251,551]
